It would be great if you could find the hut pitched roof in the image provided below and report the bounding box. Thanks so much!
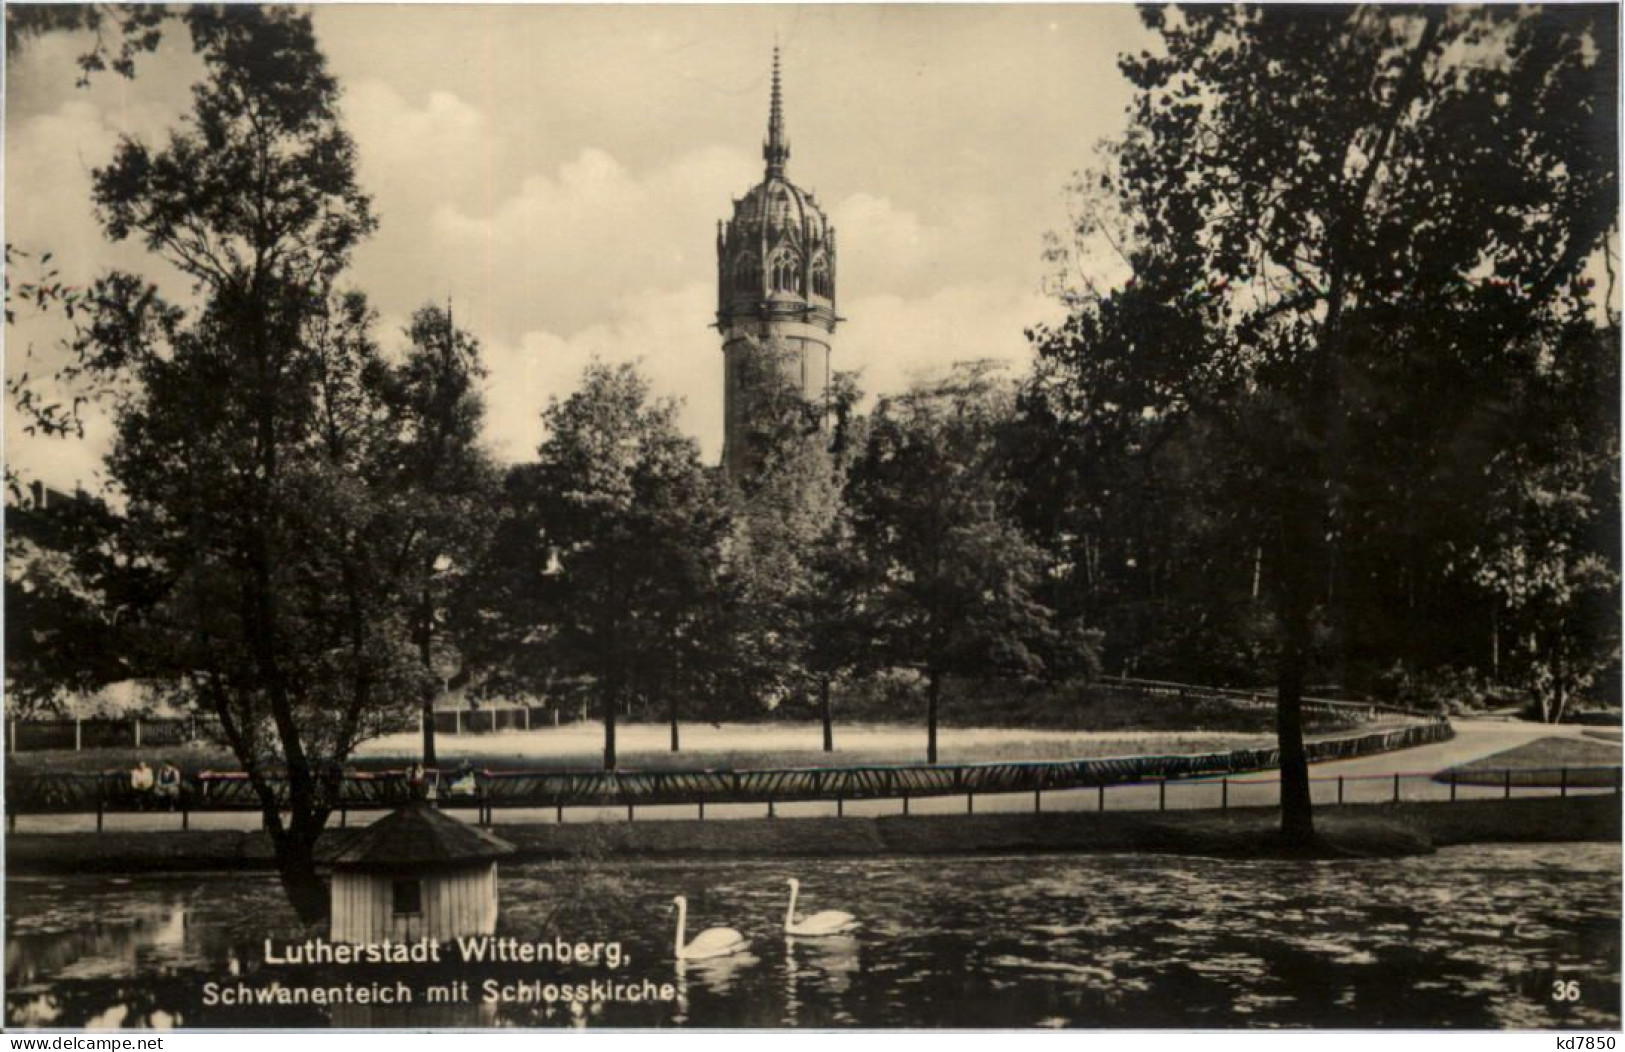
[324,803,515,868]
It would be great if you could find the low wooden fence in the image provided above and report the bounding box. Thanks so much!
[5,718,1454,823]
[5,716,223,753]
[431,707,557,735]
[3,709,561,753]
[1097,675,1428,718]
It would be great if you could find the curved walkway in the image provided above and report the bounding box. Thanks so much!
[14,718,1613,834]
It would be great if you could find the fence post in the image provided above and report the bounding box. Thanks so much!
[1159,779,1167,812]
[1393,772,1400,803]
[556,802,564,824]
[1338,776,1345,805]
[340,804,347,827]
[836,795,843,818]
[1504,769,1512,799]
[768,799,776,819]
[1449,771,1457,802]
[455,710,463,736]
[181,799,189,831]
[627,802,635,822]
[901,794,909,817]
[1560,767,1568,798]
[698,800,705,821]
[524,707,531,732]
[75,718,82,752]
[967,792,974,814]
[1097,784,1104,812]
[1034,786,1042,814]
[1222,778,1229,811]
[133,718,142,749]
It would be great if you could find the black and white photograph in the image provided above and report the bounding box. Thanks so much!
[2,1,1620,1031]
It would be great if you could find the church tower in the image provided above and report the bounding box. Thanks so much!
[716,48,838,477]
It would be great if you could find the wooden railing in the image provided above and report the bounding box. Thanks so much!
[5,719,1454,820]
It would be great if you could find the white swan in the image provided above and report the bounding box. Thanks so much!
[672,895,749,960]
[783,878,860,936]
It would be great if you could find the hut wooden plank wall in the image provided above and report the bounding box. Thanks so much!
[324,801,514,944]
[331,863,498,944]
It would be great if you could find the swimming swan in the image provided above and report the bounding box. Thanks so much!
[672,895,749,960]
[783,878,860,936]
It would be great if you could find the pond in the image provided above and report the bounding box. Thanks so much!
[6,842,1619,1029]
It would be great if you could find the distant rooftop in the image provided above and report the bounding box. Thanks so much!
[323,802,515,869]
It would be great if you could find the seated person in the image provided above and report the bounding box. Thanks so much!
[155,762,183,806]
[449,761,478,797]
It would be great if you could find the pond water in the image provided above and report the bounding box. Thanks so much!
[6,843,1619,1029]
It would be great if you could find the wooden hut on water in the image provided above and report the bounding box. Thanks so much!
[325,802,514,943]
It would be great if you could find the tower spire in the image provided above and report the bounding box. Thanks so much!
[764,46,789,177]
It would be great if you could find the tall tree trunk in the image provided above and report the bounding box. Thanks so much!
[1552,632,1569,725]
[603,682,618,771]
[273,826,328,925]
[1490,601,1500,681]
[1275,616,1315,844]
[926,669,941,765]
[421,694,437,768]
[821,677,834,752]
[1275,512,1318,846]
[419,586,437,768]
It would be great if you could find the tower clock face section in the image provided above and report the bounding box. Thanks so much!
[715,48,839,478]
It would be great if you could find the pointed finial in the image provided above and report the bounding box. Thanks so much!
[764,45,789,177]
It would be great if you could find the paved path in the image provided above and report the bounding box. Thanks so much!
[13,718,1615,833]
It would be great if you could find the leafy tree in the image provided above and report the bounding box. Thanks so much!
[486,361,731,769]
[378,304,500,766]
[797,371,873,751]
[1031,4,1617,842]
[4,492,159,715]
[1468,322,1621,722]
[15,8,440,921]
[5,3,172,84]
[847,362,1085,763]
[722,344,860,746]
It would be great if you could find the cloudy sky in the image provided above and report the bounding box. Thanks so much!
[6,4,1150,489]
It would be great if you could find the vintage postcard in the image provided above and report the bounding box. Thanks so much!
[4,2,1620,1032]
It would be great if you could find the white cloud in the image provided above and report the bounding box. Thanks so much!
[404,144,758,342]
[344,80,497,217]
[476,278,1060,468]
[840,282,1063,405]
[480,282,721,463]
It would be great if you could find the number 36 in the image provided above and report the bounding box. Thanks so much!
[1552,979,1582,1002]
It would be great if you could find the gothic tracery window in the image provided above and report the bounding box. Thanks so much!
[770,251,803,295]
[810,257,832,299]
[734,254,760,296]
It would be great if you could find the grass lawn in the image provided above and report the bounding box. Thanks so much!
[1441,735,1622,787]
[2,720,1404,778]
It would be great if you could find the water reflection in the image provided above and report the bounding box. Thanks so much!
[784,934,862,1026]
[5,844,1620,1029]
[673,951,761,1024]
